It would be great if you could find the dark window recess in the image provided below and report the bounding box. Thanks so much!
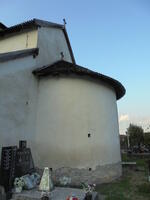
[50,168,53,171]
[88,133,91,138]
[89,168,92,171]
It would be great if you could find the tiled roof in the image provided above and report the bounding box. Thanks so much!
[33,60,125,100]
[0,22,7,30]
[0,19,75,64]
[0,19,63,36]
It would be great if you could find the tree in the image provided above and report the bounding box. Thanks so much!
[126,123,144,148]
[144,132,150,146]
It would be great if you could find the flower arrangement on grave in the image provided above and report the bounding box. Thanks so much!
[14,177,25,193]
[66,195,79,200]
[81,182,96,200]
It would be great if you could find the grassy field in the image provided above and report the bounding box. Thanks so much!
[96,154,150,200]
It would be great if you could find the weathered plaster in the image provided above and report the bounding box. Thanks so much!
[0,30,38,53]
[36,27,72,67]
[0,56,38,154]
[0,24,122,183]
[35,76,121,170]
[36,162,122,186]
[53,162,122,185]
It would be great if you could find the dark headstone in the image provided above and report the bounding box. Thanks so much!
[0,146,17,193]
[0,141,35,199]
[15,146,34,177]
[19,140,27,149]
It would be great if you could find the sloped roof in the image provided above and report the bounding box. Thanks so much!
[0,22,7,30]
[0,19,63,36]
[0,19,75,63]
[33,60,126,100]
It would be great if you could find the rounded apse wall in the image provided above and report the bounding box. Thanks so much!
[35,75,121,184]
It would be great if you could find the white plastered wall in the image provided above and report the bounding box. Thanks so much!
[0,29,38,53]
[0,25,74,161]
[35,76,121,169]
[36,27,72,67]
[0,56,38,155]
[0,24,121,171]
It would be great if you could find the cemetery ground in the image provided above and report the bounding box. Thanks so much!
[96,154,150,200]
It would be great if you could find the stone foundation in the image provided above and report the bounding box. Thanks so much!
[37,162,122,186]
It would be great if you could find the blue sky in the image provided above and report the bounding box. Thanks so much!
[0,0,150,134]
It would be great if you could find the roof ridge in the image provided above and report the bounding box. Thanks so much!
[0,18,64,36]
[6,18,64,30]
[33,18,64,28]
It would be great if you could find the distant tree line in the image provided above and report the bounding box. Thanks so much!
[120,123,150,150]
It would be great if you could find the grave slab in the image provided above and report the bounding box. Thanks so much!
[12,187,102,200]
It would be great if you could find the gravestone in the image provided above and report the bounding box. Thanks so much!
[15,143,34,177]
[0,146,17,194]
[0,141,35,199]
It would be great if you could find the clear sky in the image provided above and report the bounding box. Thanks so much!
[0,0,150,134]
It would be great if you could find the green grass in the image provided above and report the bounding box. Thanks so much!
[96,177,131,200]
[122,153,148,168]
[137,183,150,197]
[96,155,150,200]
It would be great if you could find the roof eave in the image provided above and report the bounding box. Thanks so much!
[0,48,39,62]
[0,19,64,36]
[33,60,126,100]
[63,27,76,64]
[0,22,7,30]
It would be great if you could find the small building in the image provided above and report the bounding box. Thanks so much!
[0,19,125,184]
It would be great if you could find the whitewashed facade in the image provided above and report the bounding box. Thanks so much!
[0,19,125,184]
